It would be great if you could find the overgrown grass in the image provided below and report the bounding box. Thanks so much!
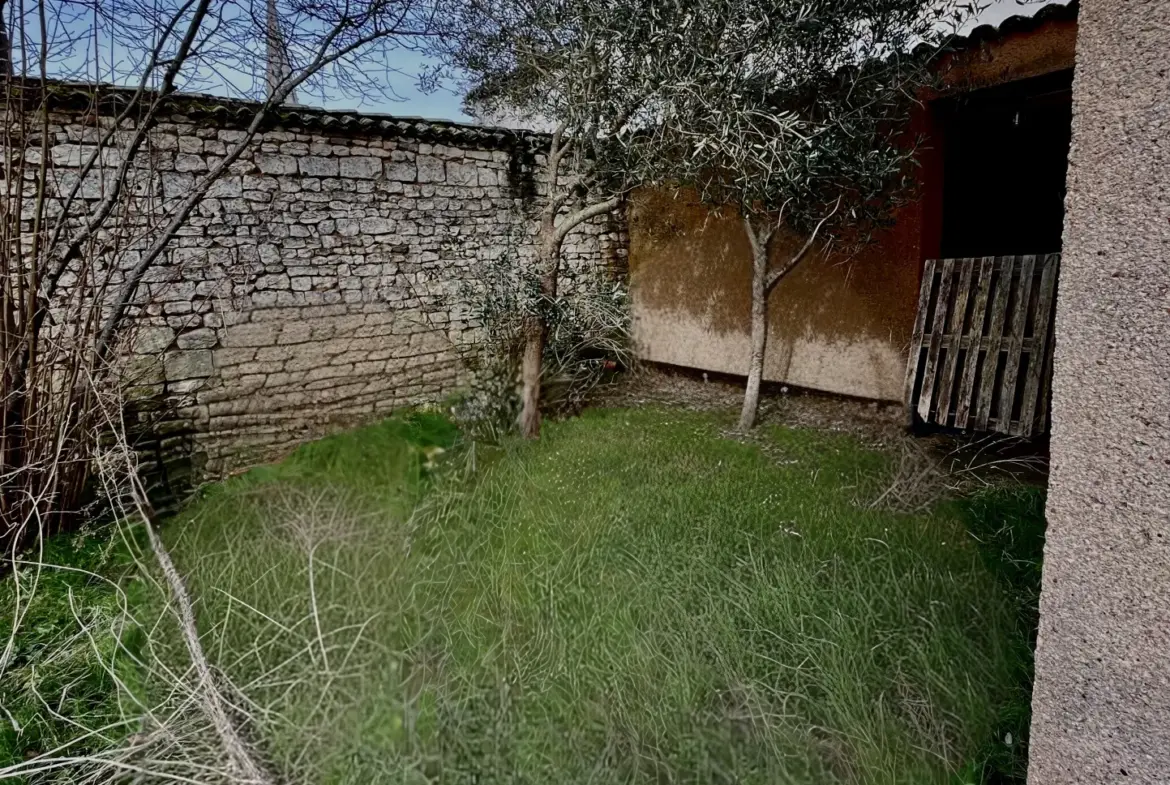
[0,526,145,771]
[149,407,1044,785]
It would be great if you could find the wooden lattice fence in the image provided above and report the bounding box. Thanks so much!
[904,254,1060,437]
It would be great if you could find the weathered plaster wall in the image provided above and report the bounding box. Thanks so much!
[34,105,621,486]
[629,188,923,401]
[1027,2,1170,783]
[628,11,1077,402]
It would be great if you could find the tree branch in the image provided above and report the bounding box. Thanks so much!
[94,21,399,361]
[764,196,841,292]
[742,211,776,274]
[42,0,212,303]
[542,121,573,221]
[547,174,585,216]
[42,0,203,280]
[554,194,621,245]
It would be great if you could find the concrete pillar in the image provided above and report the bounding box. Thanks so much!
[1028,1,1170,783]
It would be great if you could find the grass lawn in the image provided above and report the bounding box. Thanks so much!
[166,407,1042,784]
[2,406,1044,784]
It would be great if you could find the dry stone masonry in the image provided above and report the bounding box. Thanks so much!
[34,93,626,490]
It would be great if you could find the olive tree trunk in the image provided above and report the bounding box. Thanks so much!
[516,195,621,439]
[518,229,559,439]
[737,203,837,430]
[738,237,770,431]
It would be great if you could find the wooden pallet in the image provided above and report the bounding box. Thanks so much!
[904,254,1059,437]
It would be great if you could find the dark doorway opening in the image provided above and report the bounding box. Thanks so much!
[936,70,1074,258]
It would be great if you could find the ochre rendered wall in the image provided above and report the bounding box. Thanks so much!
[629,187,925,401]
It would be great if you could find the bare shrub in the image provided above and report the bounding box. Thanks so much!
[0,0,447,778]
[1,406,393,783]
[869,432,1049,514]
[1,0,444,552]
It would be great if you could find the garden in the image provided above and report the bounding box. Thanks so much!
[2,388,1045,784]
[0,1,1052,782]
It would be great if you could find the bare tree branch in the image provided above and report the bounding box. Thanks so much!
[41,0,205,282]
[95,20,424,359]
[554,193,622,245]
[2,0,449,571]
[765,196,842,292]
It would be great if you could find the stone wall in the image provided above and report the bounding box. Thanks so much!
[1027,1,1170,783]
[34,98,625,489]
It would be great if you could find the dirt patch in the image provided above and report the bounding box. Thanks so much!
[594,365,1048,511]
[597,365,906,445]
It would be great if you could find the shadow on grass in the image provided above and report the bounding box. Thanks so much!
[949,485,1046,785]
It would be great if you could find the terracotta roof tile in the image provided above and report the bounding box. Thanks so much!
[29,80,547,148]
[914,0,1078,57]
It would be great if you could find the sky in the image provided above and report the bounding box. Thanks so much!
[317,47,475,123]
[328,0,1072,124]
[25,0,1071,125]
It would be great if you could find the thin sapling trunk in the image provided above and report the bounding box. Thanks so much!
[739,216,772,431]
[517,127,620,438]
[737,200,840,431]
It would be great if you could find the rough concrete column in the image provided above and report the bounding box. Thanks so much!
[1028,1,1170,783]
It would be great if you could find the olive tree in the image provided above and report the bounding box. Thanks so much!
[639,0,972,429]
[431,0,681,438]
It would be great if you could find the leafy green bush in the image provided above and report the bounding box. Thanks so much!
[452,250,631,440]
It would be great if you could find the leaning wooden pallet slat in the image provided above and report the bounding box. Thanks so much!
[1020,254,1060,436]
[936,258,975,426]
[975,256,1015,431]
[953,256,996,430]
[1001,255,1036,435]
[903,257,937,425]
[917,258,956,423]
